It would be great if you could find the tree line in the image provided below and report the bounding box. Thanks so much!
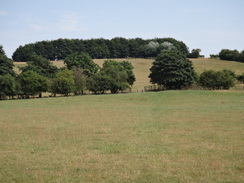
[210,49,244,62]
[12,37,189,61]
[1,41,244,100]
[0,45,136,100]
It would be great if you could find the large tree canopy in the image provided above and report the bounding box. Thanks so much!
[149,50,196,90]
[87,60,135,94]
[0,55,15,77]
[18,70,49,98]
[50,69,75,96]
[20,55,58,78]
[12,37,189,61]
[64,53,99,77]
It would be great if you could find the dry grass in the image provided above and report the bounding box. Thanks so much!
[0,90,244,182]
[191,58,244,75]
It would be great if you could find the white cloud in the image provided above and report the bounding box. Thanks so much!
[0,10,7,16]
[29,12,88,33]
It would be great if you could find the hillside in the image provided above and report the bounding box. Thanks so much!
[1,90,243,182]
[14,58,244,91]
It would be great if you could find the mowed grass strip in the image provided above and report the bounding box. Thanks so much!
[0,90,243,182]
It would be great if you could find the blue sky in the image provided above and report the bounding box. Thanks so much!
[0,0,243,58]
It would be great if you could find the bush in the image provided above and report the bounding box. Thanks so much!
[18,71,50,98]
[237,73,244,83]
[50,69,75,96]
[219,49,241,61]
[199,70,236,90]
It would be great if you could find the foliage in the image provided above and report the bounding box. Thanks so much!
[199,69,236,89]
[188,49,201,58]
[101,60,130,93]
[219,49,244,62]
[0,45,6,56]
[149,50,196,89]
[50,69,75,96]
[0,54,15,77]
[20,55,58,78]
[18,71,49,98]
[87,60,135,94]
[120,61,136,86]
[210,54,219,59]
[12,37,189,61]
[72,67,87,95]
[12,44,36,62]
[64,53,99,76]
[87,72,110,94]
[237,73,244,83]
[0,74,16,99]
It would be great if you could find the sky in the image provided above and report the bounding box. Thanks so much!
[0,0,243,58]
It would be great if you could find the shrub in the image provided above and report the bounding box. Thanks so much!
[199,70,236,90]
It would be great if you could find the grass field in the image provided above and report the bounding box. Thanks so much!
[0,90,244,182]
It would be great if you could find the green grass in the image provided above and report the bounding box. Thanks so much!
[1,90,244,182]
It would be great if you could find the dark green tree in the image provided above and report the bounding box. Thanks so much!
[239,50,244,62]
[237,73,244,83]
[149,50,196,89]
[12,44,36,62]
[64,53,99,76]
[120,61,136,86]
[0,54,15,76]
[188,49,201,58]
[50,69,75,96]
[110,37,129,58]
[18,71,50,98]
[87,72,110,94]
[0,45,6,56]
[199,70,236,89]
[0,74,16,100]
[101,60,130,93]
[219,49,240,61]
[20,55,58,78]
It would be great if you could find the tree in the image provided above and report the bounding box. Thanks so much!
[120,61,136,86]
[64,53,99,76]
[72,67,87,95]
[0,74,16,100]
[12,44,36,62]
[188,49,201,58]
[109,37,129,58]
[0,45,6,56]
[50,69,75,96]
[237,73,244,83]
[20,55,58,78]
[219,49,240,61]
[0,54,15,77]
[18,71,49,98]
[239,50,244,62]
[100,60,130,93]
[87,72,110,94]
[199,70,236,89]
[149,50,196,90]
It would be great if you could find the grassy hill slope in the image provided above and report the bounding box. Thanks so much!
[0,90,243,182]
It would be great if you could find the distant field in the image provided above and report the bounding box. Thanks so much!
[0,90,243,182]
[13,58,244,91]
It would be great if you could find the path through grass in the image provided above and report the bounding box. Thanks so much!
[0,90,243,182]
